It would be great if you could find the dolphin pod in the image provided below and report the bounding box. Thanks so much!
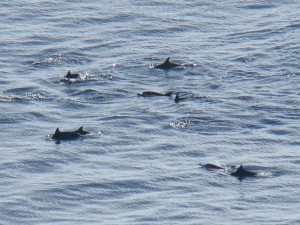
[200,163,261,180]
[154,57,180,69]
[54,59,266,182]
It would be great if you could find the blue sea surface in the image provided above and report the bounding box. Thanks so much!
[0,0,300,224]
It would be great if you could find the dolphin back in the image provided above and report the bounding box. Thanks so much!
[231,165,258,179]
[154,57,179,69]
[76,126,90,135]
[51,127,80,140]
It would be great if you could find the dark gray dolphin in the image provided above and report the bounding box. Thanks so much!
[200,163,226,169]
[230,165,258,179]
[51,128,80,140]
[75,126,90,135]
[154,57,180,69]
[65,70,80,79]
[137,91,173,97]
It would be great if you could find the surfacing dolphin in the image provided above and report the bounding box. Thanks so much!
[137,91,173,97]
[174,93,180,103]
[230,165,259,180]
[65,70,80,79]
[154,57,180,69]
[200,163,226,170]
[174,93,187,103]
[199,163,235,170]
[51,128,80,140]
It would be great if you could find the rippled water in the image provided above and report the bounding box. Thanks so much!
[1,0,300,224]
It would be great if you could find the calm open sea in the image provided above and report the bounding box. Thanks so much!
[0,0,299,224]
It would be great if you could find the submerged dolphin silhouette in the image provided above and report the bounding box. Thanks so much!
[75,126,90,135]
[137,91,173,97]
[230,165,258,179]
[154,57,180,69]
[65,70,80,79]
[51,128,80,140]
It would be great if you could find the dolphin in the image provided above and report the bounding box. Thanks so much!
[65,70,80,79]
[154,57,180,69]
[200,163,226,169]
[137,91,173,97]
[75,126,90,135]
[51,128,80,140]
[199,163,236,171]
[230,165,258,179]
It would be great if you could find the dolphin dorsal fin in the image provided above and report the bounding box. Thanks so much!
[55,128,60,135]
[67,70,71,75]
[175,93,179,103]
[78,126,83,132]
[164,57,170,64]
[238,165,244,171]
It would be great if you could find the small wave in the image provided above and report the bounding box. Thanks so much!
[20,159,56,173]
[256,172,272,178]
[249,105,299,114]
[58,74,96,84]
[170,120,193,129]
[0,92,45,102]
[31,179,155,205]
[66,95,115,104]
[240,4,277,10]
[170,116,234,133]
[267,129,291,135]
[71,89,100,96]
[232,56,255,63]
[260,118,285,126]
[32,54,90,67]
[0,117,19,124]
[57,73,112,84]
[286,23,300,30]
[235,95,254,101]
[65,89,117,103]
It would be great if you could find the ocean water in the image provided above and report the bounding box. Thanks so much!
[0,0,300,224]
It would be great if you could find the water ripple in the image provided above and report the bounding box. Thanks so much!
[32,54,90,67]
